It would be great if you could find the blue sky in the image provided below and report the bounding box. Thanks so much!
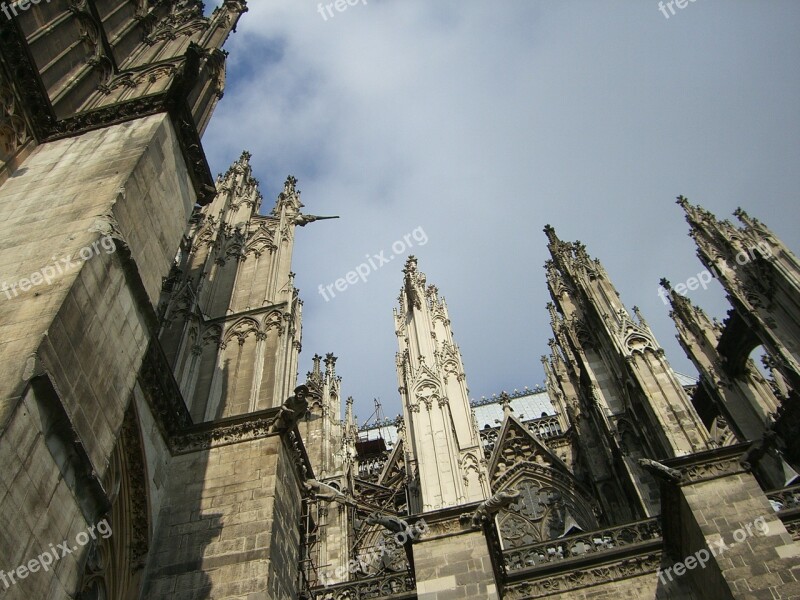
[203,1,800,423]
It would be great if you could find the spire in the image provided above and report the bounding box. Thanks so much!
[345,396,355,429]
[394,257,489,511]
[324,352,337,377]
[500,392,513,417]
[306,354,323,392]
[201,1,249,52]
[273,175,303,214]
[545,227,710,467]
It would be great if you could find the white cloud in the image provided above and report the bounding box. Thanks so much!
[204,0,800,420]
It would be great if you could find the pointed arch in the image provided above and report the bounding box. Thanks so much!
[78,404,150,598]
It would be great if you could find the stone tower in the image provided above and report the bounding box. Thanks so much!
[298,353,355,586]
[140,163,339,598]
[394,256,490,512]
[0,2,252,598]
[542,225,711,519]
[158,153,306,421]
[666,198,800,471]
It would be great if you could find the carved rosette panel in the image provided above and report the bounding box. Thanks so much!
[352,527,408,578]
[0,71,30,167]
[495,472,598,550]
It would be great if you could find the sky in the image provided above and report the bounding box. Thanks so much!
[202,0,800,424]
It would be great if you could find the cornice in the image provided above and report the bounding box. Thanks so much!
[0,15,216,204]
[661,442,751,486]
[137,340,314,483]
[504,552,661,599]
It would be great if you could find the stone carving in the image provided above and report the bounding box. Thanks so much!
[637,458,681,483]
[310,573,415,600]
[466,488,521,529]
[765,483,800,512]
[503,517,661,573]
[504,552,661,598]
[269,385,313,434]
[680,455,747,483]
[304,479,353,506]
[365,514,409,535]
[424,518,463,537]
[78,405,150,599]
[171,414,278,454]
[294,213,340,226]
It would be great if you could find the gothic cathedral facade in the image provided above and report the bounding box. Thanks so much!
[0,2,798,599]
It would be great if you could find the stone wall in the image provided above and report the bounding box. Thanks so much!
[0,113,194,598]
[142,434,303,599]
[413,530,499,600]
[677,471,800,599]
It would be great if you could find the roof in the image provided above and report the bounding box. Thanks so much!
[357,387,556,440]
[472,390,555,429]
[356,374,697,440]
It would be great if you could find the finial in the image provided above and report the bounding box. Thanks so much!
[500,392,513,416]
[543,224,559,244]
[324,353,337,375]
[733,207,758,228]
[403,255,418,274]
[312,354,322,376]
[282,175,298,197]
[659,278,671,290]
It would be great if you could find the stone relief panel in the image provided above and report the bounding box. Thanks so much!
[494,471,598,549]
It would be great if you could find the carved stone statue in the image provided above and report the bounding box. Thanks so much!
[269,385,312,434]
[637,458,681,483]
[303,479,354,506]
[366,513,409,535]
[293,214,340,227]
[468,489,521,529]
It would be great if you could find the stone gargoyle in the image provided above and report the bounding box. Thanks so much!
[466,488,521,529]
[269,385,313,434]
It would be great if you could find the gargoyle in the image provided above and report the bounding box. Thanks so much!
[303,479,354,506]
[366,514,409,535]
[638,458,681,483]
[740,429,777,470]
[269,385,312,434]
[468,489,521,529]
[294,214,339,227]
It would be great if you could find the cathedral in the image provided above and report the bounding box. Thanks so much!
[0,2,798,599]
